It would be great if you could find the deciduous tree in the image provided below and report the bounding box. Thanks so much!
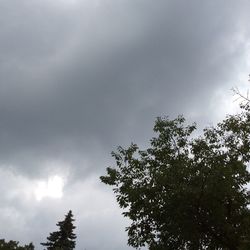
[0,239,34,250]
[101,105,250,250]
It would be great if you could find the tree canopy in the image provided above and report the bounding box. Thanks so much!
[0,239,34,250]
[101,104,250,250]
[41,210,76,250]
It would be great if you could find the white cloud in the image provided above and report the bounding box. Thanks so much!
[34,175,65,201]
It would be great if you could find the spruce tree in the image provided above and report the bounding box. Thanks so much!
[41,210,76,250]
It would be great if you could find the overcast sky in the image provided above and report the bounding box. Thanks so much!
[0,0,250,249]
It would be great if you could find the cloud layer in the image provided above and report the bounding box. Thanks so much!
[0,0,250,249]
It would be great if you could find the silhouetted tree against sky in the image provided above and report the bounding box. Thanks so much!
[101,104,250,250]
[41,210,76,250]
[0,239,34,250]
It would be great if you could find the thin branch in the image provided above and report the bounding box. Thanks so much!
[232,87,250,104]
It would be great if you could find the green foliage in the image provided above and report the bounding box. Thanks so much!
[41,210,76,250]
[0,239,34,250]
[101,105,250,250]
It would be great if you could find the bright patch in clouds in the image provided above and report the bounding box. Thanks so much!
[34,175,64,201]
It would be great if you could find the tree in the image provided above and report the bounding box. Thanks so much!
[0,239,34,250]
[232,74,250,105]
[100,104,250,250]
[41,210,76,250]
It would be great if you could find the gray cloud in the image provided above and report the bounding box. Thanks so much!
[0,0,249,249]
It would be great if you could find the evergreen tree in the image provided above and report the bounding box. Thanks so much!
[41,210,76,250]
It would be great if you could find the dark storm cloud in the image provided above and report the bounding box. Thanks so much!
[0,0,248,175]
[0,0,250,249]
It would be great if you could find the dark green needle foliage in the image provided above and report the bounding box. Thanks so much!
[0,239,34,250]
[101,104,250,250]
[41,210,76,250]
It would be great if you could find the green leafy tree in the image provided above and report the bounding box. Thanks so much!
[0,239,34,250]
[41,210,76,250]
[101,104,250,250]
